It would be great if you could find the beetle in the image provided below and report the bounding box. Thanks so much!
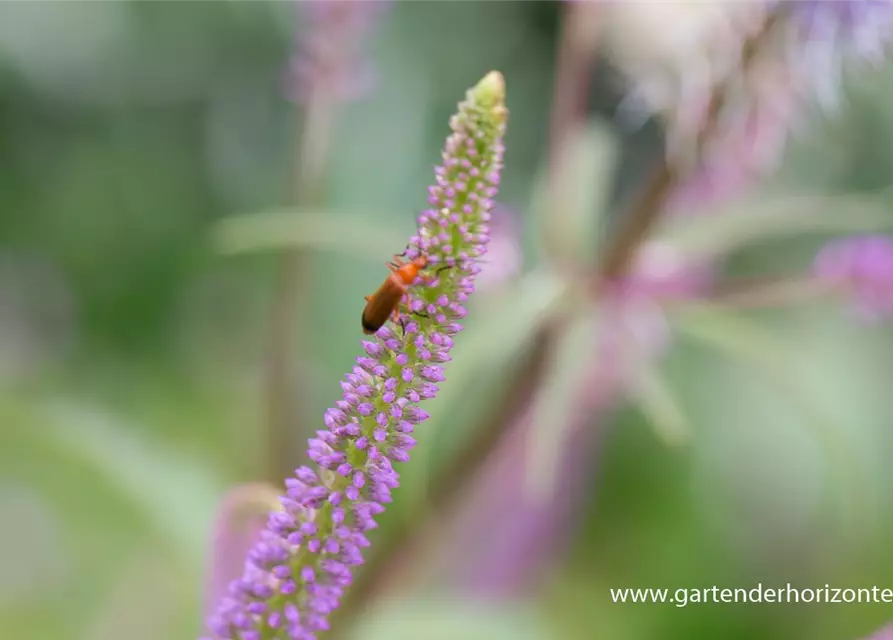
[361,250,448,335]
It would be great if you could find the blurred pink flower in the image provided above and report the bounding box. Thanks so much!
[203,483,280,624]
[617,240,714,300]
[472,204,523,292]
[863,622,893,640]
[668,60,800,210]
[813,234,893,323]
[591,241,712,394]
[284,0,390,103]
[608,2,893,208]
[785,1,893,109]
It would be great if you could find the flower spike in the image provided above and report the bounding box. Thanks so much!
[204,71,508,640]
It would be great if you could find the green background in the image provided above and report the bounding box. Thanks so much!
[1,2,892,639]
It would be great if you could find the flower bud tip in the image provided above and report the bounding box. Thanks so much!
[474,70,506,110]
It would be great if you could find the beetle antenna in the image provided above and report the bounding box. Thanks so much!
[398,239,426,258]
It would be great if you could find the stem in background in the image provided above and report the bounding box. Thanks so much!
[264,91,335,484]
[543,0,599,267]
[548,2,596,168]
[698,275,834,309]
[330,323,557,636]
[598,159,676,279]
[597,8,784,280]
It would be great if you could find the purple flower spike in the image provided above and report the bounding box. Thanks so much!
[204,71,508,640]
[284,1,391,104]
[813,234,893,322]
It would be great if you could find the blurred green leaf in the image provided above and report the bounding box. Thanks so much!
[398,268,570,508]
[630,360,692,449]
[530,121,618,266]
[524,305,599,502]
[656,192,893,261]
[352,597,553,640]
[214,209,409,260]
[668,304,868,535]
[36,400,224,567]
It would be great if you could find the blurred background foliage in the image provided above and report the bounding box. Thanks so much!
[2,2,893,639]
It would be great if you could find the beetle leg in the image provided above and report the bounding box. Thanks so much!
[398,295,426,321]
[419,264,452,285]
[410,301,430,319]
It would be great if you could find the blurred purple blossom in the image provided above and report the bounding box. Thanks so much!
[789,1,893,65]
[599,240,713,378]
[778,0,893,115]
[284,0,390,103]
[472,203,522,292]
[204,484,280,624]
[616,240,714,301]
[864,622,893,640]
[608,2,893,206]
[592,241,712,395]
[202,72,507,640]
[668,61,799,210]
[813,234,893,323]
[709,0,893,193]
